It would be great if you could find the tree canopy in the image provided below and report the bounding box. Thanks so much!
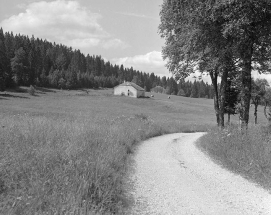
[159,0,271,127]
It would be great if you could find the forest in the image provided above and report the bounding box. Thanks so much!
[0,28,214,98]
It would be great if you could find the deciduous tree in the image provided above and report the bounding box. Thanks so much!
[159,0,271,128]
[252,79,269,124]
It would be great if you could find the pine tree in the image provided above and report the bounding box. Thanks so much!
[190,81,198,98]
[11,47,28,85]
[0,28,7,90]
[4,31,14,88]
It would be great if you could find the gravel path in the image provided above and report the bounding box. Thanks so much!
[128,133,271,215]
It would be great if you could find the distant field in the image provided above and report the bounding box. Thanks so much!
[0,88,216,127]
[0,88,267,127]
[0,87,268,214]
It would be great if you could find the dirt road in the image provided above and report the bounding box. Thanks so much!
[128,133,271,215]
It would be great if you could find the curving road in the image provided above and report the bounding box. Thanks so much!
[128,133,271,215]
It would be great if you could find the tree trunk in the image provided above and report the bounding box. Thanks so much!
[240,45,253,128]
[264,101,271,126]
[210,70,220,126]
[218,69,228,128]
[254,103,258,125]
[228,113,230,125]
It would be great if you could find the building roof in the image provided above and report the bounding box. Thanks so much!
[115,82,145,91]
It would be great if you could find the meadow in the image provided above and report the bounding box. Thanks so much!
[0,87,269,214]
[0,87,213,214]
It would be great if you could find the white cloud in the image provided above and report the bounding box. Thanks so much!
[111,51,170,77]
[102,39,129,50]
[116,12,159,21]
[112,51,271,82]
[1,0,126,51]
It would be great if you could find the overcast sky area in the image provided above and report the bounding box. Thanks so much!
[0,0,270,83]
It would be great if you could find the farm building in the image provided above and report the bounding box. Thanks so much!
[114,81,145,98]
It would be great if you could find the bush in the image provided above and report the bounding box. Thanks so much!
[151,86,164,94]
[177,89,185,96]
[58,78,66,89]
[28,85,35,96]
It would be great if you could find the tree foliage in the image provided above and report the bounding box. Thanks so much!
[251,78,268,124]
[159,0,271,128]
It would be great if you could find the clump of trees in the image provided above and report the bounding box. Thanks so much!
[251,79,269,124]
[151,78,214,99]
[159,0,271,128]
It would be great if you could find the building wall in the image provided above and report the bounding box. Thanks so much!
[114,86,138,98]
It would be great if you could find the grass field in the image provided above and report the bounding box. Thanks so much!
[0,87,214,214]
[0,87,269,214]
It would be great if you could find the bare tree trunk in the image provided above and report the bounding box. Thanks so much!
[218,69,228,128]
[210,70,220,126]
[228,113,230,125]
[254,103,258,125]
[239,115,242,131]
[240,44,253,129]
[264,101,271,126]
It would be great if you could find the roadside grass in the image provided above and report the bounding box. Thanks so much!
[198,125,271,191]
[0,114,173,214]
[0,88,212,214]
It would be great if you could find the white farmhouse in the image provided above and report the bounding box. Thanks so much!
[114,81,145,98]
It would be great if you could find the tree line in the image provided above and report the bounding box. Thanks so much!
[159,0,271,128]
[151,78,214,99]
[0,28,167,92]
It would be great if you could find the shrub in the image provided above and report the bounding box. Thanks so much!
[58,78,66,89]
[28,85,35,96]
[177,89,185,96]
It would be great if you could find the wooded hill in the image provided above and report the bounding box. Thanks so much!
[0,28,214,98]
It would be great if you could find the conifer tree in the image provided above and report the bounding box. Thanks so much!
[11,47,28,85]
[0,28,7,90]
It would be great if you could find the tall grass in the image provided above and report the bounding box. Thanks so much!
[0,113,197,214]
[0,88,213,214]
[198,125,271,190]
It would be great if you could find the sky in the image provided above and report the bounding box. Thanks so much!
[0,0,270,83]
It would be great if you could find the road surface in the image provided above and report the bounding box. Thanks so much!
[128,133,271,215]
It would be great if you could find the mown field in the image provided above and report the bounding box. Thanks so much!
[0,87,269,214]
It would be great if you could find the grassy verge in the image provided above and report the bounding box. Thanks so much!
[198,125,271,191]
